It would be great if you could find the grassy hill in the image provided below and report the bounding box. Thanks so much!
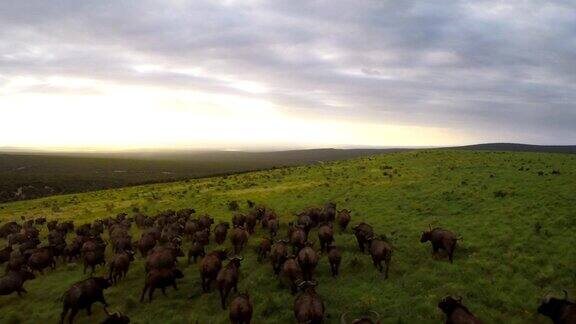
[0,148,406,203]
[0,150,574,323]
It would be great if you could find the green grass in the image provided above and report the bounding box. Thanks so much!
[0,150,574,323]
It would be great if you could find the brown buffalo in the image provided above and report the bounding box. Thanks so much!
[318,223,334,253]
[294,280,324,324]
[27,246,56,274]
[140,267,184,302]
[217,257,244,309]
[230,227,249,255]
[327,245,342,277]
[538,291,576,324]
[0,269,35,297]
[257,238,272,263]
[368,236,392,278]
[60,277,112,324]
[200,250,228,292]
[281,255,302,294]
[352,223,374,253]
[108,250,135,284]
[336,209,351,232]
[438,296,482,324]
[229,293,253,324]
[214,222,230,245]
[0,246,13,264]
[232,213,246,228]
[420,226,460,263]
[187,240,206,265]
[289,224,308,254]
[270,240,289,275]
[297,242,318,281]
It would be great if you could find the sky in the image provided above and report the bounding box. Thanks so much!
[1,0,575,151]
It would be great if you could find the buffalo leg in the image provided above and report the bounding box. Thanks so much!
[68,308,78,324]
[140,284,149,302]
[149,286,155,302]
[60,303,69,324]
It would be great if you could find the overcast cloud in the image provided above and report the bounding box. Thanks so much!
[1,0,575,148]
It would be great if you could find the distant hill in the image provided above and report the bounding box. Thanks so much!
[0,148,407,203]
[452,143,576,154]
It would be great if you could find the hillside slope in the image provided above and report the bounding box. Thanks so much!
[0,148,406,203]
[0,150,574,323]
[454,143,576,154]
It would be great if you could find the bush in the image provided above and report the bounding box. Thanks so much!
[227,200,239,211]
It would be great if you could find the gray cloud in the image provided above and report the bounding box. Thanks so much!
[1,0,575,144]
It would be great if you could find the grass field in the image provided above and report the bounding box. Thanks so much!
[0,150,574,323]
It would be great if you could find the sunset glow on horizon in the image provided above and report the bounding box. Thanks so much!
[1,1,574,151]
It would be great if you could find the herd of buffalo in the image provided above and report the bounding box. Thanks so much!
[0,201,574,323]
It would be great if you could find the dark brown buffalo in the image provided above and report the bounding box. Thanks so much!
[438,296,482,324]
[82,239,107,274]
[322,202,337,222]
[200,250,228,292]
[0,269,35,296]
[340,311,381,324]
[6,250,25,272]
[367,236,392,278]
[60,277,112,324]
[229,293,253,324]
[0,222,21,238]
[217,257,244,309]
[19,237,41,255]
[336,209,351,231]
[327,245,341,277]
[184,220,201,239]
[232,213,246,228]
[297,242,318,281]
[64,236,85,262]
[111,235,134,254]
[47,220,58,231]
[270,240,289,275]
[420,226,459,263]
[27,246,56,274]
[538,291,576,324]
[257,238,272,262]
[7,232,29,246]
[101,308,130,324]
[22,225,40,239]
[245,213,257,234]
[289,224,308,254]
[56,221,74,234]
[0,246,12,264]
[145,244,184,272]
[281,255,301,294]
[214,222,230,245]
[297,208,322,227]
[294,280,324,324]
[108,251,135,284]
[297,214,313,233]
[34,217,47,225]
[268,218,279,238]
[137,233,157,257]
[352,223,374,253]
[193,229,210,246]
[140,267,184,302]
[318,223,334,253]
[230,227,249,254]
[198,214,214,231]
[187,240,206,265]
